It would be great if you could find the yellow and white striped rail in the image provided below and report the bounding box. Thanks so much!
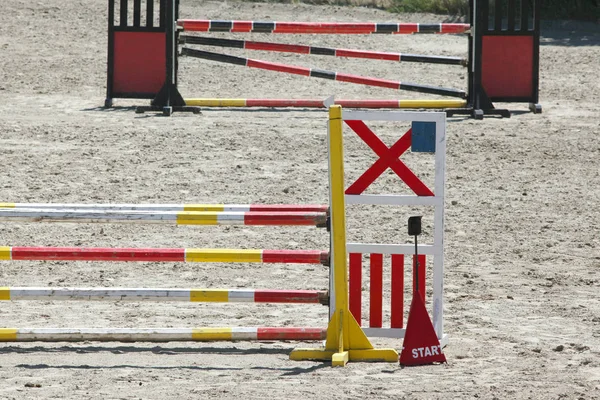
[0,327,327,342]
[0,287,328,304]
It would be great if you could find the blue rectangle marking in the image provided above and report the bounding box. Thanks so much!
[411,122,436,153]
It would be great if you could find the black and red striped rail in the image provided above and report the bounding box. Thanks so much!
[180,36,467,66]
[181,48,467,98]
[178,20,471,35]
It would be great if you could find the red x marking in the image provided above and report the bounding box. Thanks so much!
[344,120,434,196]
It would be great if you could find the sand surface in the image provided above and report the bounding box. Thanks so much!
[0,1,599,398]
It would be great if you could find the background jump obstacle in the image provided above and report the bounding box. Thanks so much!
[105,0,541,118]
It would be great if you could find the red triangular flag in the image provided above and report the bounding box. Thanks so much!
[400,291,446,366]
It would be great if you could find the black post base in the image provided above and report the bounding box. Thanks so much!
[445,107,511,119]
[529,103,543,114]
[135,79,201,116]
[135,105,201,116]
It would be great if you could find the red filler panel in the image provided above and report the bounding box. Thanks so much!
[390,254,404,329]
[113,32,166,95]
[349,253,363,325]
[369,254,383,328]
[481,35,534,99]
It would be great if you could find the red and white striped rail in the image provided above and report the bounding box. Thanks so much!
[0,327,327,342]
[177,20,471,35]
[0,287,328,304]
[0,202,329,213]
[0,208,328,226]
[180,35,467,66]
[0,246,329,264]
[181,48,467,98]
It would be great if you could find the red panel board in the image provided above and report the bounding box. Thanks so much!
[349,253,363,325]
[481,35,533,99]
[390,254,404,328]
[113,32,166,95]
[369,254,383,328]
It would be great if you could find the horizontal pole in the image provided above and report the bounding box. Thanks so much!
[345,194,443,206]
[341,109,446,122]
[177,19,470,34]
[181,48,467,98]
[0,327,327,342]
[0,247,329,265]
[346,243,440,256]
[184,98,468,109]
[0,202,329,213]
[0,208,328,227]
[180,35,467,66]
[0,287,329,305]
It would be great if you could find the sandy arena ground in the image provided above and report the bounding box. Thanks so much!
[0,1,599,398]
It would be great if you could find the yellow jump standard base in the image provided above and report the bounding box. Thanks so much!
[290,309,399,365]
[289,105,398,366]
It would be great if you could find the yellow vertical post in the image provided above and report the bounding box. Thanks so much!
[290,106,398,366]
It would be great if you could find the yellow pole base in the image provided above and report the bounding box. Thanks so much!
[289,309,398,366]
[290,348,399,366]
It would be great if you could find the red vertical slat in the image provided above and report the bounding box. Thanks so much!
[369,253,383,328]
[349,253,362,325]
[390,254,404,328]
[412,255,426,303]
